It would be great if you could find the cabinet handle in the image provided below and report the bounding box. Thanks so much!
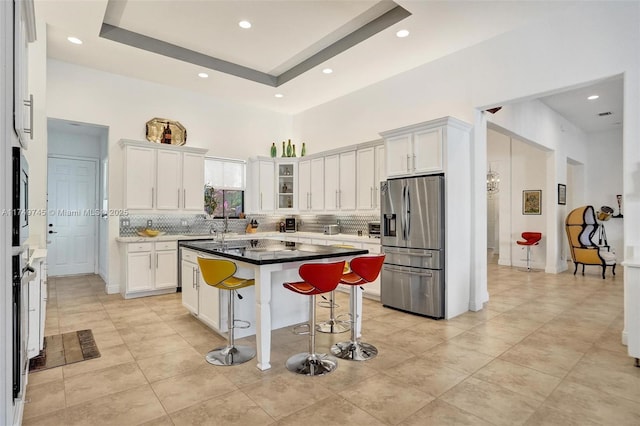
[151,188,155,207]
[308,192,311,209]
[148,254,152,269]
[260,193,263,209]
[335,190,339,208]
[192,268,196,288]
[413,154,416,171]
[196,268,200,289]
[23,95,33,140]
[183,189,186,207]
[406,155,411,172]
[178,189,180,208]
[370,187,374,208]
[156,253,158,268]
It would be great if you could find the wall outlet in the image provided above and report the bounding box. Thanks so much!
[181,219,188,226]
[147,219,153,228]
[121,218,130,227]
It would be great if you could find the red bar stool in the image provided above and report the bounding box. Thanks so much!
[317,246,353,334]
[197,257,255,366]
[331,254,385,361]
[516,232,542,271]
[283,261,345,376]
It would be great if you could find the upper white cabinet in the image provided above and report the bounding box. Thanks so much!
[13,0,36,148]
[299,157,325,212]
[120,139,207,212]
[276,161,297,210]
[325,151,356,211]
[383,125,442,177]
[248,158,276,213]
[356,143,385,210]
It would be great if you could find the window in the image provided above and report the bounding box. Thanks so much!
[204,157,245,218]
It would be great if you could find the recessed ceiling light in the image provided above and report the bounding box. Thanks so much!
[197,72,209,78]
[274,93,284,98]
[238,20,252,29]
[587,95,599,100]
[322,68,333,74]
[396,29,410,38]
[67,36,83,45]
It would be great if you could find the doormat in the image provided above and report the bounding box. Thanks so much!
[29,329,100,372]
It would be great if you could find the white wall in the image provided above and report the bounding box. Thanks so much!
[46,59,292,291]
[585,128,624,256]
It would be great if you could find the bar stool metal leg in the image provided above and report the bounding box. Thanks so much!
[330,285,378,361]
[286,295,338,376]
[206,290,256,366]
[316,290,350,334]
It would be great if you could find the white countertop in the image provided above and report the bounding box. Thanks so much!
[116,231,381,244]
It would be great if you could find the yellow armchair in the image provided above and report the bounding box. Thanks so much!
[565,206,616,279]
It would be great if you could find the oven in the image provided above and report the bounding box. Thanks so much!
[12,147,29,247]
[12,250,33,401]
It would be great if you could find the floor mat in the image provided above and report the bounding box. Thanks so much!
[28,329,100,372]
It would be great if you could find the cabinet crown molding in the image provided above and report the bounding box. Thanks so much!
[379,116,471,139]
[119,138,208,155]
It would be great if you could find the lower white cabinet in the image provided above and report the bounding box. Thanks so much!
[121,241,178,298]
[180,248,256,338]
[28,255,47,359]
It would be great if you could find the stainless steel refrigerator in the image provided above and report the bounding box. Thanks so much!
[380,175,445,319]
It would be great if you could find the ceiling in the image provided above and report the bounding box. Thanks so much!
[35,0,621,132]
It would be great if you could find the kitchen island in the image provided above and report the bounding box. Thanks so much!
[178,239,368,370]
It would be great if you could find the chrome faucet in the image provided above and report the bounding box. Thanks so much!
[223,214,229,233]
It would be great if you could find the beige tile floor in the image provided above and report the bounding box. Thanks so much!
[22,260,640,425]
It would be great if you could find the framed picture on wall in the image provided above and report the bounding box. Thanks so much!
[523,190,542,215]
[558,184,567,205]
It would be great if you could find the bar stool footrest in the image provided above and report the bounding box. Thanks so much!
[292,323,310,335]
[330,341,378,361]
[206,345,256,366]
[316,319,350,334]
[233,319,251,329]
[285,352,338,376]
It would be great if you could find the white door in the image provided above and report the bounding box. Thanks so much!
[258,161,275,212]
[339,151,357,210]
[413,128,443,174]
[324,154,339,210]
[310,157,325,211]
[357,147,375,210]
[155,250,177,289]
[298,160,311,211]
[182,152,205,210]
[180,259,199,314]
[47,157,97,276]
[124,145,155,209]
[155,150,181,210]
[385,134,412,177]
[127,251,154,292]
[374,144,386,208]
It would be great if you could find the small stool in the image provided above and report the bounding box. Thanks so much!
[283,261,345,376]
[197,257,255,366]
[330,255,385,361]
[516,232,542,271]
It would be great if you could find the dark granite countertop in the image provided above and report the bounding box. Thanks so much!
[178,239,369,265]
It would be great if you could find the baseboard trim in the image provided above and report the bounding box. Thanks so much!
[106,284,120,294]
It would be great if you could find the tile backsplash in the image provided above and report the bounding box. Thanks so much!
[119,213,380,236]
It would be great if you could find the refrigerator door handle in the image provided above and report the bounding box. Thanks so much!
[406,185,411,238]
[384,266,433,277]
[401,185,407,240]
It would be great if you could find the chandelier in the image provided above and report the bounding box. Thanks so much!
[487,168,500,194]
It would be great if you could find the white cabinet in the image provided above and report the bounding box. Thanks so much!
[356,144,385,210]
[121,241,178,298]
[120,139,207,212]
[325,151,356,211]
[13,0,36,148]
[27,254,47,359]
[277,161,297,210]
[180,248,255,337]
[298,157,324,212]
[248,158,276,213]
[383,125,442,177]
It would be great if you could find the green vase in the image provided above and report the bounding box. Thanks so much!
[286,139,292,157]
[301,142,306,157]
[292,144,296,157]
[270,142,277,158]
[281,141,286,157]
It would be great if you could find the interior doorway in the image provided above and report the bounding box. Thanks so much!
[47,119,109,279]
